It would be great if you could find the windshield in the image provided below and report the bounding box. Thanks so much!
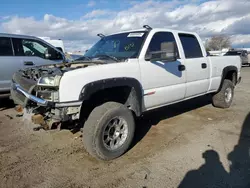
[84,31,147,60]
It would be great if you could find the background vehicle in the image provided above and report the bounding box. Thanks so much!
[0,33,65,95]
[11,26,241,161]
[38,37,66,53]
[248,51,250,66]
[224,49,249,66]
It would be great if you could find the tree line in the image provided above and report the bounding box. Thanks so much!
[205,35,232,51]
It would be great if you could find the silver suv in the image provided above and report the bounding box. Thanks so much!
[0,33,65,95]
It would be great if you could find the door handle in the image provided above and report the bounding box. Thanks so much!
[24,61,34,66]
[178,64,185,71]
[201,63,207,69]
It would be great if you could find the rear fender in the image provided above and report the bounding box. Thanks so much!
[218,66,238,91]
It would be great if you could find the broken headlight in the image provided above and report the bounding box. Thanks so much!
[36,75,61,102]
[36,87,59,102]
[37,75,61,87]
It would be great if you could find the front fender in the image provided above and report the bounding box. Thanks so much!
[58,60,141,102]
[79,77,143,116]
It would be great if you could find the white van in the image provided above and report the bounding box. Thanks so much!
[38,37,66,53]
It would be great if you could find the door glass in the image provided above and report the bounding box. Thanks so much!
[22,40,47,57]
[12,38,63,60]
[0,37,13,56]
[146,32,179,58]
[179,34,203,59]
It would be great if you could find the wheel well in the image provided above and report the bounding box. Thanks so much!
[225,70,237,85]
[80,86,141,122]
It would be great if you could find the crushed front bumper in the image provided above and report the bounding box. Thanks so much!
[11,82,82,129]
[12,83,48,106]
[11,82,82,108]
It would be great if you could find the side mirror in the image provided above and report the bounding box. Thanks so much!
[45,48,53,59]
[45,48,64,61]
[145,42,177,62]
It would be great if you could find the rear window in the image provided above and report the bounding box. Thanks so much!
[179,34,203,59]
[0,37,13,56]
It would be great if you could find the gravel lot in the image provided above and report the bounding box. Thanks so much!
[1,68,250,188]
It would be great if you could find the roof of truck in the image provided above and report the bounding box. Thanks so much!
[109,28,198,36]
[1,28,198,41]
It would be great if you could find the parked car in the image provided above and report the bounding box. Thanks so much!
[11,25,242,160]
[0,33,65,95]
[248,51,250,66]
[224,50,249,66]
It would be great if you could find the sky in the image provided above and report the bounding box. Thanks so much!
[1,0,250,52]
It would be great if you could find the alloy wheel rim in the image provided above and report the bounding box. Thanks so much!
[102,117,129,150]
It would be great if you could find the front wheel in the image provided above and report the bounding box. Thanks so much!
[82,102,135,160]
[212,79,234,108]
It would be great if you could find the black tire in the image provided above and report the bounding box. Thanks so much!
[82,102,135,160]
[212,79,234,108]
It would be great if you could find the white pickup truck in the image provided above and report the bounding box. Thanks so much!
[11,25,241,160]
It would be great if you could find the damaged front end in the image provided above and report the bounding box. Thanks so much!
[10,63,90,130]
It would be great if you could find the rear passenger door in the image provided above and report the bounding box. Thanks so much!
[0,37,22,92]
[12,38,63,67]
[178,33,210,98]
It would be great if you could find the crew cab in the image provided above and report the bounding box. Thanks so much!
[11,25,241,160]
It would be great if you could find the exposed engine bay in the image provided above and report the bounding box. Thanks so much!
[12,61,106,130]
[20,61,103,81]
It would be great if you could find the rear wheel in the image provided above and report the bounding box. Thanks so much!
[212,79,234,108]
[82,102,135,160]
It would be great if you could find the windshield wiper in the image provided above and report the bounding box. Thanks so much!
[74,56,92,61]
[94,54,119,62]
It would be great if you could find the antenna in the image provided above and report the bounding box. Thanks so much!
[143,25,152,30]
[97,33,105,38]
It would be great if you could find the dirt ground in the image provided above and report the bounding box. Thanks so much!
[1,68,250,188]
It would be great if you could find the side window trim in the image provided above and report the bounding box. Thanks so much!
[10,38,15,56]
[178,33,203,59]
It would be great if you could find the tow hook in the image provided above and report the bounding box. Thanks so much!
[31,114,61,131]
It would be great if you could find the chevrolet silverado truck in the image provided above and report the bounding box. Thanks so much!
[10,25,241,160]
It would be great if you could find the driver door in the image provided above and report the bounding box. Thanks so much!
[139,31,186,110]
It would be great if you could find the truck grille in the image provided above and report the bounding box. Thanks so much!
[13,72,36,91]
[11,71,37,106]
